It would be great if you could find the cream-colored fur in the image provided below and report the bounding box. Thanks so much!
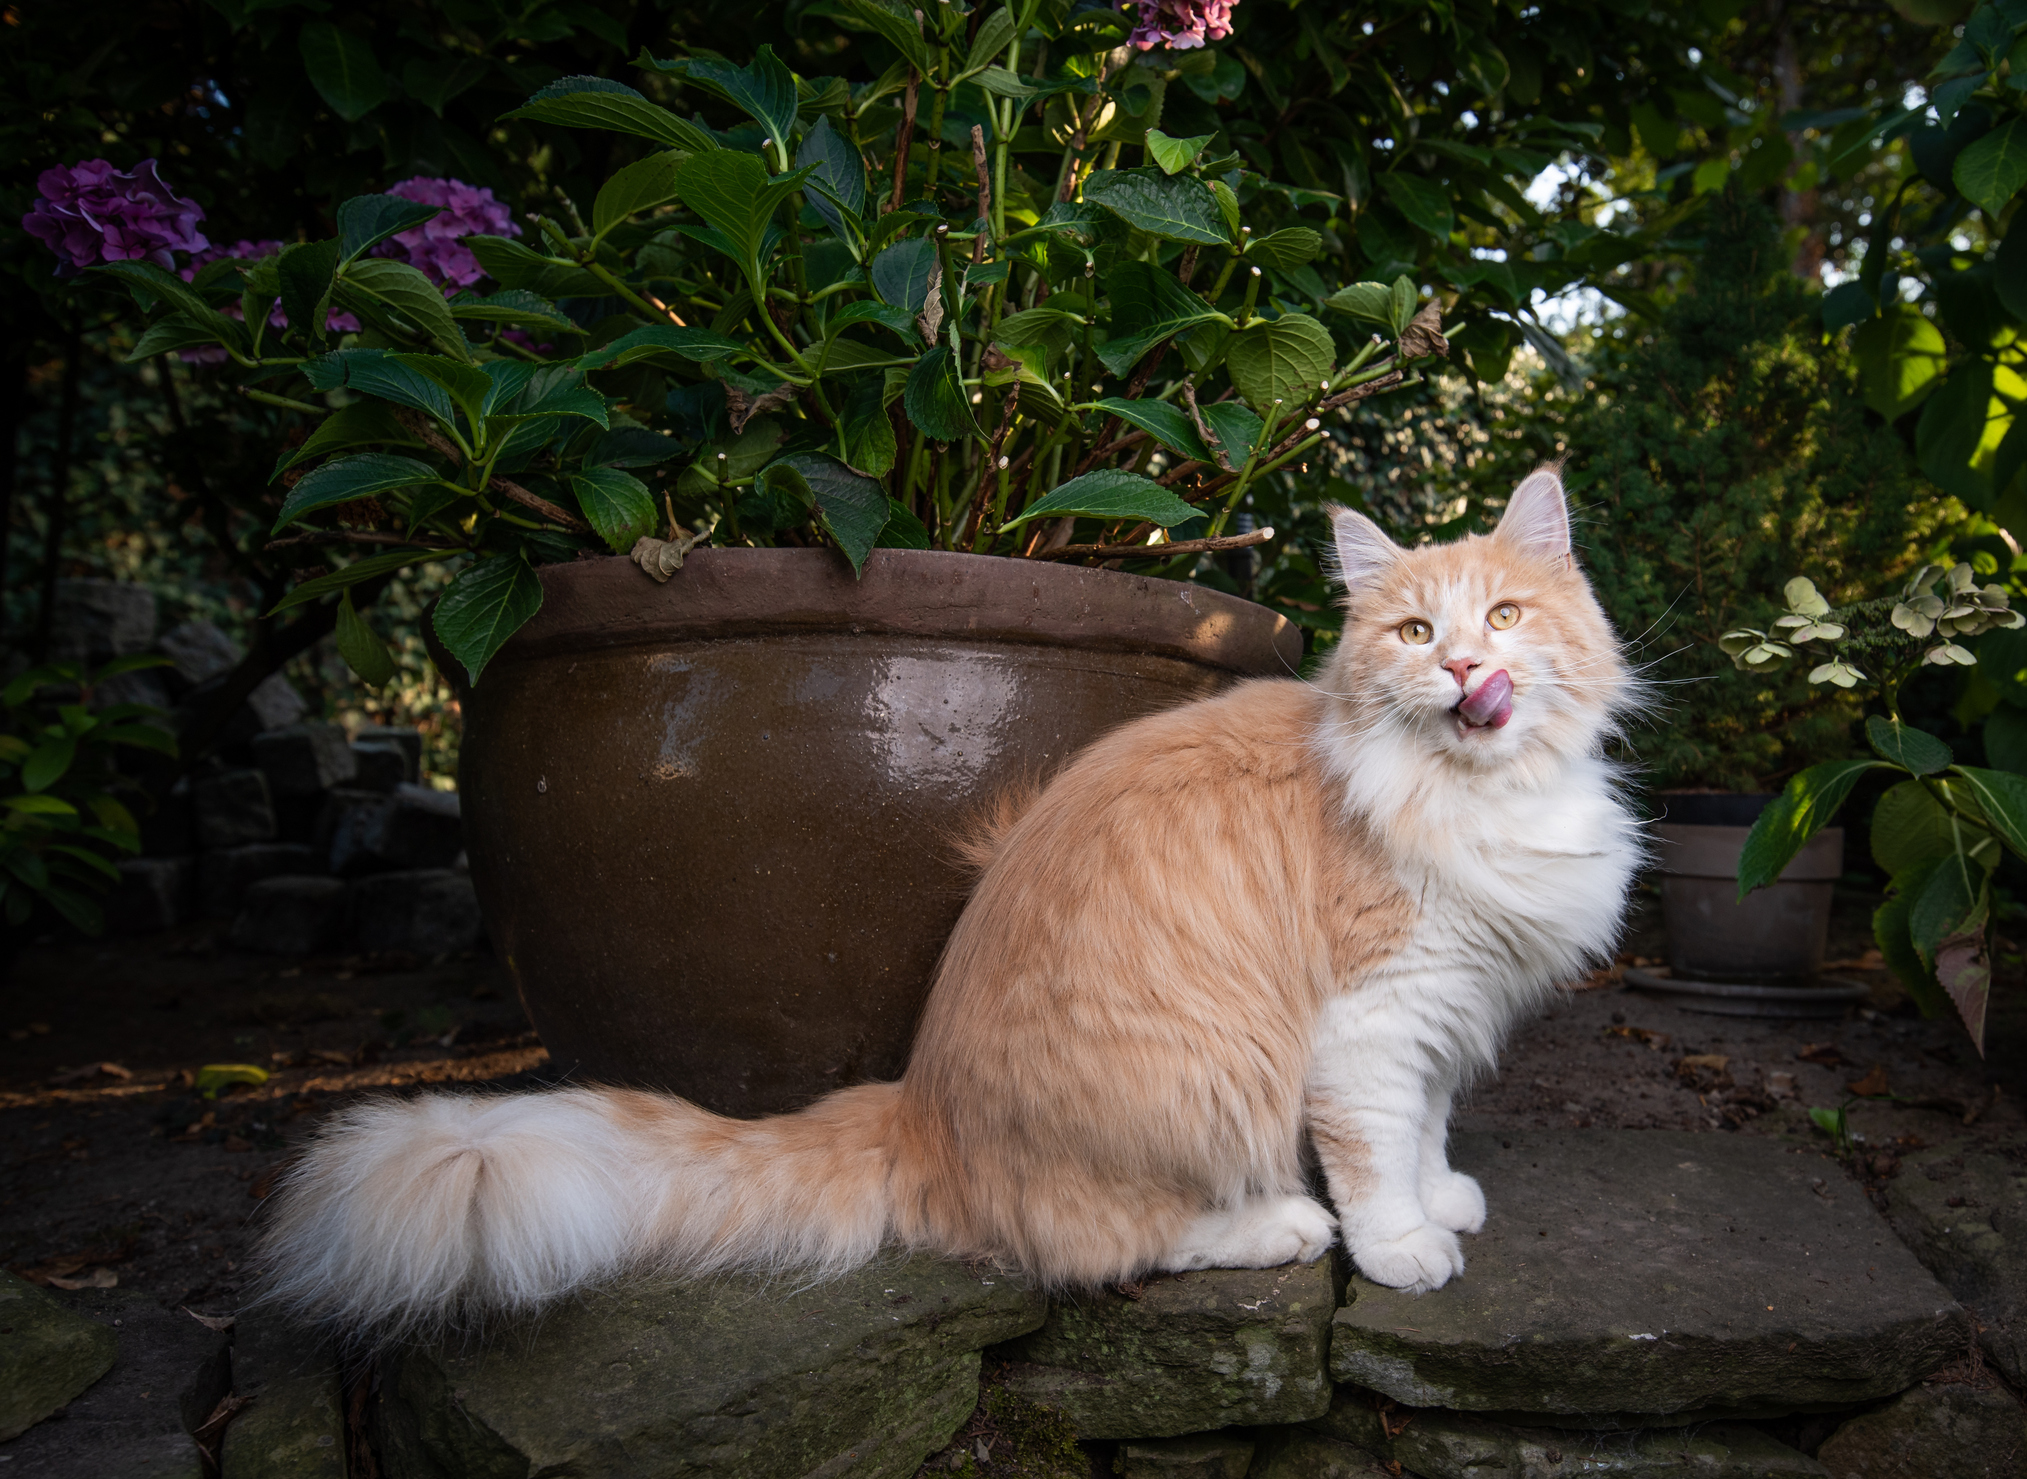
[260,468,1639,1334]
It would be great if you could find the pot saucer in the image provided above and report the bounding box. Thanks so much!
[1622,967,1870,1019]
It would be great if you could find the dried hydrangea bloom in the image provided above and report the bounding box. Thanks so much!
[21,158,209,276]
[1126,0,1237,51]
[374,177,521,288]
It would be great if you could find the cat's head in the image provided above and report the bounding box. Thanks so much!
[1320,468,1630,768]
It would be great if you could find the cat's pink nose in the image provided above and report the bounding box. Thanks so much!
[1442,656,1479,690]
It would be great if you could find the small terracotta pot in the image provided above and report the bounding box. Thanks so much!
[1650,792,1844,985]
[443,549,1302,1116]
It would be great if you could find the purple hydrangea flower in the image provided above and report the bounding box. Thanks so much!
[22,158,210,276]
[1126,0,1236,50]
[175,239,360,363]
[373,177,520,288]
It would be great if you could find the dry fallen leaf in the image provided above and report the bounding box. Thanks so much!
[48,1061,133,1086]
[1846,1064,1891,1098]
[630,527,706,582]
[1797,1042,1851,1067]
[182,1307,235,1333]
[47,1267,117,1290]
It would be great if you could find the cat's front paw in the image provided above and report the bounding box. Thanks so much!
[1352,1223,1465,1293]
[1421,1170,1486,1233]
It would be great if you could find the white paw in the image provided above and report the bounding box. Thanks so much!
[1252,1195,1339,1267]
[1352,1222,1464,1293]
[1421,1171,1486,1234]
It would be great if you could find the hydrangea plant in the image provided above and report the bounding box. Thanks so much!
[29,0,1711,697]
[1724,568,2027,1052]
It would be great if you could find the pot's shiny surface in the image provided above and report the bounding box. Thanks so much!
[454,550,1302,1116]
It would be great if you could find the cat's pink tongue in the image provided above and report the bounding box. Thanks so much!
[1457,669,1514,729]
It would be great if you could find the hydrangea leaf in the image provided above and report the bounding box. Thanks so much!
[432,553,545,686]
[999,469,1200,530]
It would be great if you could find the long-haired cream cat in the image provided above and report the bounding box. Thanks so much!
[265,468,1640,1332]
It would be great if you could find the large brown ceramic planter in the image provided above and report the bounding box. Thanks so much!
[446,549,1302,1116]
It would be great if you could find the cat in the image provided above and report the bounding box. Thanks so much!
[261,466,1642,1334]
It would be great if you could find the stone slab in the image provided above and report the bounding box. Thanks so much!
[219,1308,344,1479]
[322,784,461,876]
[47,578,155,663]
[1248,1428,1399,1479]
[351,869,483,956]
[0,1270,118,1441]
[199,842,322,920]
[1816,1379,2027,1478]
[1312,1385,1827,1478]
[1116,1431,1257,1478]
[1881,1142,2027,1385]
[997,1258,1336,1439]
[353,725,422,782]
[373,1254,1045,1479]
[228,876,350,955]
[115,855,196,934]
[252,722,358,797]
[192,769,276,849]
[1332,1132,1967,1418]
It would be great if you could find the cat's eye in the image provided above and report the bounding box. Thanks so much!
[1399,619,1433,645]
[1488,603,1521,630]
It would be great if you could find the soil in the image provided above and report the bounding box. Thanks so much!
[2,885,2022,1475]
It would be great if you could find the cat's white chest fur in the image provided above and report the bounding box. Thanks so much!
[1320,753,1641,1074]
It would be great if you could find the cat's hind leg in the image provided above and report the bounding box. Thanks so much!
[1417,1078,1486,1234]
[1154,1194,1338,1272]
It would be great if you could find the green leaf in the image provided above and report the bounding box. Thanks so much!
[92,262,246,350]
[299,20,388,121]
[273,453,444,533]
[392,353,494,436]
[274,400,424,477]
[270,548,450,613]
[1910,848,1986,963]
[194,1063,270,1099]
[1808,1104,1849,1143]
[827,301,920,345]
[1096,260,1225,376]
[3,794,77,817]
[504,75,717,153]
[432,554,545,686]
[1874,879,1946,1014]
[1949,765,2027,859]
[1822,280,1874,332]
[1867,715,1953,774]
[335,590,398,687]
[1871,778,1998,877]
[1000,470,1200,530]
[647,45,799,157]
[464,236,608,299]
[40,887,103,937]
[305,347,455,424]
[1855,306,1948,421]
[875,497,930,549]
[797,115,868,240]
[276,238,342,345]
[99,724,177,757]
[593,151,687,238]
[577,324,748,371]
[1145,129,1214,174]
[840,376,899,476]
[570,467,659,553]
[1378,173,1454,239]
[1389,275,1418,336]
[1199,400,1265,465]
[1245,228,1323,272]
[336,195,441,264]
[1736,758,1883,897]
[22,736,76,793]
[675,151,819,278]
[1090,397,1212,463]
[337,258,472,361]
[1954,117,2027,218]
[1226,314,1335,416]
[761,453,889,574]
[902,345,980,442]
[1324,280,1398,331]
[963,7,1017,69]
[447,289,572,333]
[1916,360,1997,503]
[126,313,236,362]
[587,428,683,468]
[837,0,933,75]
[47,844,119,883]
[872,237,939,313]
[1081,169,1228,245]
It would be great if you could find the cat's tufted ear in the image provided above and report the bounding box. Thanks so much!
[1494,467,1571,561]
[1329,505,1402,590]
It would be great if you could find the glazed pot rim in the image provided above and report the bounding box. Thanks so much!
[486,548,1305,678]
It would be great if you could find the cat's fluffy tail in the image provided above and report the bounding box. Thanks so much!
[258,1082,907,1338]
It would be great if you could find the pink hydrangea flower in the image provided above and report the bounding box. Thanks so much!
[1126,0,1237,50]
[22,158,209,276]
[175,239,359,363]
[373,177,520,288]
